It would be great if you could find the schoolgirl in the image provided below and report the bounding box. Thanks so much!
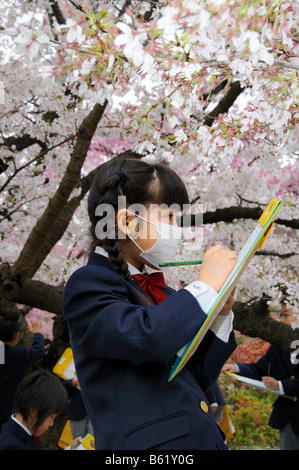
[63,158,237,450]
[0,370,68,450]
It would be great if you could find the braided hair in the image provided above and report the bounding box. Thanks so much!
[88,158,189,281]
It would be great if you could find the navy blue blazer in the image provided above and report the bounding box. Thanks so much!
[0,417,41,450]
[0,333,45,426]
[237,345,299,434]
[64,379,87,421]
[205,381,226,407]
[63,252,237,450]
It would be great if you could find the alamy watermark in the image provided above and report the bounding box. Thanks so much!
[94,197,203,250]
[0,340,4,364]
[291,340,299,365]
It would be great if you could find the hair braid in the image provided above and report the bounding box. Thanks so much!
[88,172,131,280]
[102,229,131,281]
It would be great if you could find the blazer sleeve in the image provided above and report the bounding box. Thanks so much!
[237,357,267,380]
[63,265,209,365]
[188,329,237,391]
[281,377,299,398]
[16,333,45,367]
[236,343,277,381]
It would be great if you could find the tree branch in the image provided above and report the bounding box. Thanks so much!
[14,278,64,314]
[183,206,298,229]
[12,101,107,281]
[49,0,66,25]
[2,275,297,354]
[233,297,299,353]
[256,250,297,258]
[204,81,245,127]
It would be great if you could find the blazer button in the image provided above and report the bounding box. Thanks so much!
[290,375,295,380]
[200,400,209,413]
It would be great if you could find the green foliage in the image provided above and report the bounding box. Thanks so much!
[222,377,279,449]
[220,334,280,449]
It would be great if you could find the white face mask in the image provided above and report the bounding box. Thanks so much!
[128,213,182,271]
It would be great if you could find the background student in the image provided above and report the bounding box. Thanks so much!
[0,369,82,450]
[0,317,45,432]
[64,375,93,439]
[224,301,299,450]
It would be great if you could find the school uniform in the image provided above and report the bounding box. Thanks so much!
[0,333,45,427]
[205,380,226,422]
[63,251,237,450]
[0,416,41,450]
[236,345,299,449]
[64,379,87,421]
[64,379,93,438]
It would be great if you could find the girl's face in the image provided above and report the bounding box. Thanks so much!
[29,412,57,436]
[134,205,177,251]
[280,304,296,327]
[119,205,178,269]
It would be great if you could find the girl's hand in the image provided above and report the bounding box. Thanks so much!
[262,376,279,391]
[198,244,237,292]
[27,320,42,334]
[219,288,236,316]
[222,363,237,373]
[72,377,79,387]
[70,437,83,450]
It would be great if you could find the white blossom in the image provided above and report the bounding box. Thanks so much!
[80,57,96,75]
[16,26,49,59]
[66,18,85,44]
[174,129,187,142]
[115,22,148,67]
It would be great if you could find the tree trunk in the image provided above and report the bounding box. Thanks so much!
[233,297,298,352]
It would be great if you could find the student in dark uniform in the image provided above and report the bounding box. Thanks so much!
[205,380,226,423]
[63,158,238,450]
[0,317,44,431]
[0,370,71,450]
[64,376,93,439]
[224,302,299,450]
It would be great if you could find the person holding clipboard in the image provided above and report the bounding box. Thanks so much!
[224,301,299,450]
[63,158,238,450]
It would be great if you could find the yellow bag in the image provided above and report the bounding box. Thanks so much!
[52,347,75,380]
[219,405,235,440]
[58,420,73,449]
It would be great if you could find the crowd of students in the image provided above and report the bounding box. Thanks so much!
[0,308,298,451]
[0,317,86,450]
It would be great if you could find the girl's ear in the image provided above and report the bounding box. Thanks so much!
[116,209,139,238]
[116,208,128,237]
[12,331,20,343]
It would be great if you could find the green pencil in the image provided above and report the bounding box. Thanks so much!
[159,260,202,267]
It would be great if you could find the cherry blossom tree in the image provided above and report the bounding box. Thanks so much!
[0,0,298,358]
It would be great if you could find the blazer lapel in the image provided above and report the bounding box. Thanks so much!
[87,251,174,306]
[7,418,41,450]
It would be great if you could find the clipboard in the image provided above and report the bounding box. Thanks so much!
[168,199,282,381]
[225,372,295,400]
[75,433,95,450]
[52,347,80,388]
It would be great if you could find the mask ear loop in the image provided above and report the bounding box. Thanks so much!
[127,211,159,253]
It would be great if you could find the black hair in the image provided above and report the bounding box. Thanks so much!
[0,316,20,342]
[88,157,189,280]
[13,370,68,434]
